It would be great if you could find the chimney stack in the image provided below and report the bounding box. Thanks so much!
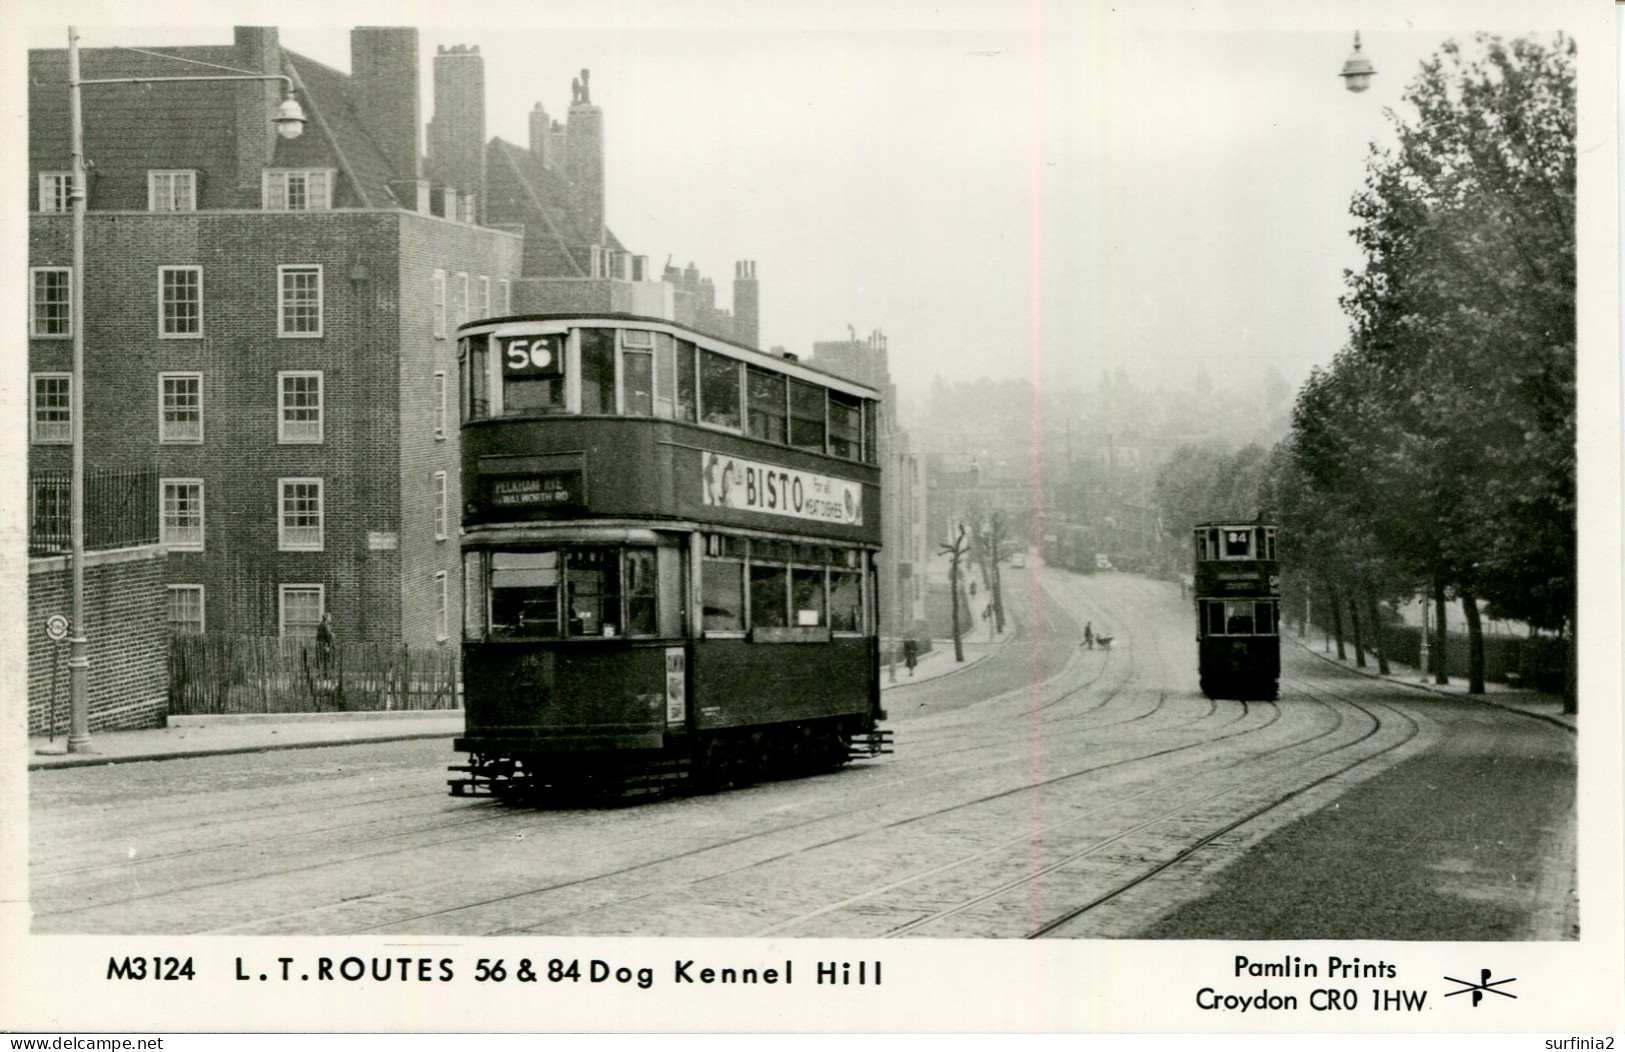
[351,28,422,203]
[565,68,605,246]
[429,44,486,223]
[529,102,553,168]
[234,27,282,206]
[733,260,760,348]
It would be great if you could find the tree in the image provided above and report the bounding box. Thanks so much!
[1279,33,1577,702]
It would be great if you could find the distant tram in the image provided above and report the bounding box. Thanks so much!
[1193,521,1280,700]
[449,313,890,799]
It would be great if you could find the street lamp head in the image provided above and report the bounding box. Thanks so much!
[1340,31,1376,93]
[274,94,307,139]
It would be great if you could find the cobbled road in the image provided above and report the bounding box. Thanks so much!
[29,564,1577,939]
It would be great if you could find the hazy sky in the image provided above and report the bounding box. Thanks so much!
[15,0,1594,398]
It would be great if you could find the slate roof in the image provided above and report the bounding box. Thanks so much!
[486,136,626,277]
[29,41,407,210]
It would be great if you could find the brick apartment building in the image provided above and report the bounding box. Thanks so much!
[27,25,762,667]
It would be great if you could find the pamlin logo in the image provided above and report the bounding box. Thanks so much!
[1444,969,1516,1006]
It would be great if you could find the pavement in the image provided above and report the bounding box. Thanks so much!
[27,637,994,771]
[1293,636,1576,732]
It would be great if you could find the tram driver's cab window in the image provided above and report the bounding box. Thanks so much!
[475,546,663,640]
[498,333,566,416]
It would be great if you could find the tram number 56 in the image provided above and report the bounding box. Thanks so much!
[503,337,560,375]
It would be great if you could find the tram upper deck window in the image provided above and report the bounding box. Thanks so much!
[789,379,827,453]
[579,328,616,415]
[498,333,566,416]
[829,393,862,460]
[675,339,699,422]
[653,332,678,418]
[700,350,742,429]
[461,336,491,422]
[747,366,787,443]
[622,329,654,417]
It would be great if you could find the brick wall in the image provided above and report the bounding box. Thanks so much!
[395,213,523,648]
[29,211,522,647]
[28,545,169,734]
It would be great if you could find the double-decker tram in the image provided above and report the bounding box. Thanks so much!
[449,313,890,799]
[1193,521,1280,700]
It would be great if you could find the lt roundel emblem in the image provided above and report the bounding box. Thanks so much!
[44,615,69,642]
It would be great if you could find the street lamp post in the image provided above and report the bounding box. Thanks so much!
[1340,31,1376,93]
[62,26,304,752]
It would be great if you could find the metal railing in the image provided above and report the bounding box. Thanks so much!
[28,468,159,556]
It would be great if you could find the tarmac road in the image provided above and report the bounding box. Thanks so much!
[27,563,1576,939]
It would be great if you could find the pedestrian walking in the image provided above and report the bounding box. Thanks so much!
[316,613,336,670]
[1083,621,1094,650]
[903,638,919,676]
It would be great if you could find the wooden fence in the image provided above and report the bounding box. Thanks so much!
[170,635,459,716]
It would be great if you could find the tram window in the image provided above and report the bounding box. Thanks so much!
[864,401,878,463]
[747,367,787,444]
[829,570,862,631]
[1224,601,1255,635]
[750,561,789,628]
[463,551,488,639]
[1195,531,1209,561]
[829,393,862,460]
[462,336,491,422]
[580,328,616,415]
[489,550,560,638]
[621,330,655,417]
[1223,530,1252,558]
[1255,602,1275,636]
[500,333,566,416]
[675,340,699,422]
[789,379,827,453]
[624,547,657,636]
[1264,528,1277,560]
[792,566,826,626]
[1205,601,1225,636]
[566,547,621,636]
[701,553,744,632]
[653,333,677,418]
[700,350,742,429]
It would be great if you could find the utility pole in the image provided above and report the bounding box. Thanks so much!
[939,523,969,663]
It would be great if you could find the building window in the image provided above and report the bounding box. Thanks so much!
[279,584,324,638]
[148,170,198,212]
[160,479,205,551]
[278,265,322,337]
[159,266,203,337]
[435,571,449,641]
[432,370,447,439]
[159,373,203,444]
[168,585,205,634]
[454,273,468,330]
[498,279,511,314]
[38,172,72,213]
[433,470,448,541]
[278,371,323,443]
[31,373,71,445]
[432,269,446,338]
[263,169,333,211]
[30,267,71,337]
[279,478,324,551]
[477,276,490,319]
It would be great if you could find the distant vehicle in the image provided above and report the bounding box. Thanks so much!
[1009,551,1026,568]
[1193,521,1280,700]
[448,313,891,800]
[1094,553,1112,571]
